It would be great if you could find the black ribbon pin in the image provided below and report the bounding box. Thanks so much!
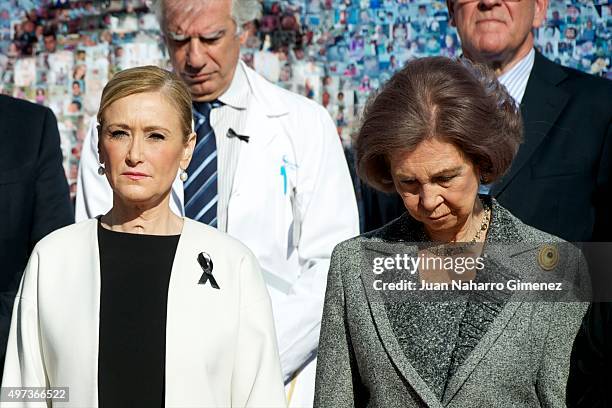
[197,252,219,289]
[227,128,250,143]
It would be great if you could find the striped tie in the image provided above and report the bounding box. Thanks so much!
[184,100,223,226]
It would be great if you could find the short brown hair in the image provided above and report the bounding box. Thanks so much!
[355,56,523,192]
[97,65,193,142]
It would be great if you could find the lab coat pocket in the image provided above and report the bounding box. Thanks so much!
[280,156,299,253]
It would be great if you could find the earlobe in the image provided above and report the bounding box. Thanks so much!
[181,132,197,166]
[186,132,196,155]
[238,29,249,46]
[96,125,104,164]
[97,145,104,164]
[533,0,549,28]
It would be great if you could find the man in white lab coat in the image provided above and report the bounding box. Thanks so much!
[75,0,359,406]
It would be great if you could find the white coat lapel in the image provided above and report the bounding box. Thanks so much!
[44,219,101,407]
[231,97,282,196]
[165,219,216,407]
[228,62,292,227]
[164,219,238,408]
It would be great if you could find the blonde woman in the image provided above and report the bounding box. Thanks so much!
[1,66,286,408]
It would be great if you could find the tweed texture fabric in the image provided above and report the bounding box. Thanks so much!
[314,198,588,408]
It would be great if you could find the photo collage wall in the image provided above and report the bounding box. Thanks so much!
[1,0,610,198]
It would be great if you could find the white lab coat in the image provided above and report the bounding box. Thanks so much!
[1,219,287,408]
[75,61,360,407]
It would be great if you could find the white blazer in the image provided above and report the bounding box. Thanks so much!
[1,219,287,408]
[75,62,360,406]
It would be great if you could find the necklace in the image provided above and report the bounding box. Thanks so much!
[425,201,491,257]
[469,202,491,243]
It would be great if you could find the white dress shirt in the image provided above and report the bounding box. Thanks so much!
[498,48,536,105]
[479,49,535,195]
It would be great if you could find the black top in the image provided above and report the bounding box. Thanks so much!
[97,222,180,408]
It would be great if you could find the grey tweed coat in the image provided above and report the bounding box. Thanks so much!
[314,199,588,408]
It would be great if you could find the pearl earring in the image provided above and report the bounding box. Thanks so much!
[97,165,105,175]
[180,169,188,182]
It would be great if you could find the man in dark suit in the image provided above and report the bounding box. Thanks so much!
[567,302,612,407]
[0,95,73,377]
[361,0,612,244]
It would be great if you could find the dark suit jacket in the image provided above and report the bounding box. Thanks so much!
[567,302,612,408]
[360,52,612,243]
[0,95,73,376]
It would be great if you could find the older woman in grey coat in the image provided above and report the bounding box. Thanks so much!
[314,57,589,408]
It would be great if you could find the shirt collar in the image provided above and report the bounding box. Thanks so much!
[216,62,250,110]
[497,48,535,105]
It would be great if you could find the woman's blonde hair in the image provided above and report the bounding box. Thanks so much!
[97,65,193,142]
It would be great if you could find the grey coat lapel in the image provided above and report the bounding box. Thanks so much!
[363,200,529,407]
[442,202,533,405]
[441,249,523,405]
[360,218,449,407]
[492,52,570,196]
[360,260,445,408]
